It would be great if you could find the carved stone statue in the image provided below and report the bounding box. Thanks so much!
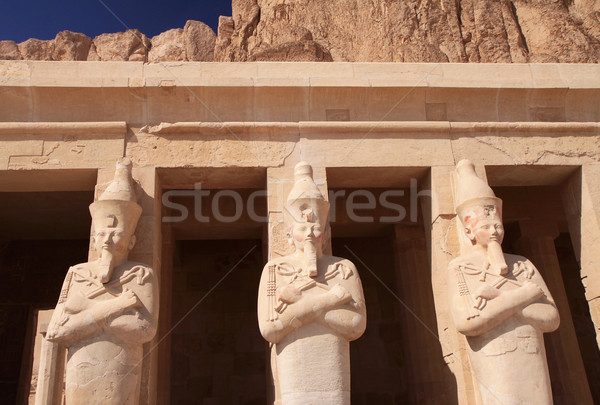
[257,162,366,405]
[43,158,158,404]
[447,160,560,404]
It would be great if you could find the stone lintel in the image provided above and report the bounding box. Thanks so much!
[0,121,127,135]
[143,120,600,135]
[2,61,600,89]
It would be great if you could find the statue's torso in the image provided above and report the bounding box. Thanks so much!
[265,255,362,404]
[451,253,553,405]
[60,262,151,405]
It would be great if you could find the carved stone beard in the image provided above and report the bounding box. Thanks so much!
[97,248,115,283]
[487,240,508,275]
[303,240,318,277]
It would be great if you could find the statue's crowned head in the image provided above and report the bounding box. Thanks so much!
[284,162,330,230]
[89,158,142,282]
[284,162,329,276]
[455,159,502,231]
[455,159,507,274]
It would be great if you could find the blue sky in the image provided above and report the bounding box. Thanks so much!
[1,0,232,42]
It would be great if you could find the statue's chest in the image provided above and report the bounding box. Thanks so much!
[457,258,528,294]
[463,270,523,292]
[275,261,348,290]
[63,270,118,314]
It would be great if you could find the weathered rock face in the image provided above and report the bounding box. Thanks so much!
[3,1,600,63]
[184,20,216,61]
[53,31,91,61]
[92,29,151,61]
[0,41,23,60]
[18,38,54,61]
[148,29,186,62]
[148,21,216,62]
[214,0,600,62]
[0,31,92,61]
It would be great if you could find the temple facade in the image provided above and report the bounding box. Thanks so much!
[1,60,599,404]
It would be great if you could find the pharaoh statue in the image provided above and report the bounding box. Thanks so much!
[447,160,560,404]
[257,162,367,405]
[42,158,159,404]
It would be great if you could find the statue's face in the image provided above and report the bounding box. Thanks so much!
[291,221,323,251]
[467,218,504,247]
[93,226,135,258]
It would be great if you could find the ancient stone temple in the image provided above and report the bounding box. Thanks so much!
[1,2,600,404]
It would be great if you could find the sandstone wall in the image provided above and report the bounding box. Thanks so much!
[2,0,600,63]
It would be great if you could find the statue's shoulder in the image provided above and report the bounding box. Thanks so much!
[265,256,285,269]
[125,261,153,271]
[69,262,93,272]
[323,255,356,270]
[448,254,476,269]
[262,256,293,274]
[123,261,155,278]
[503,253,530,266]
[320,256,358,282]
[264,256,290,268]
[65,262,94,281]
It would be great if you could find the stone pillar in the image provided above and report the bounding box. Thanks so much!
[393,224,457,404]
[135,165,161,405]
[420,166,478,405]
[157,225,173,405]
[514,220,594,405]
[34,332,65,405]
[561,165,600,348]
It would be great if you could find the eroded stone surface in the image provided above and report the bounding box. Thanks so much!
[149,29,186,62]
[53,31,92,61]
[18,39,54,61]
[128,129,297,168]
[183,20,216,61]
[214,0,600,62]
[0,40,22,60]
[7,0,600,63]
[92,29,151,62]
[451,131,600,165]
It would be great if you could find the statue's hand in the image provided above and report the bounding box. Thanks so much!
[519,281,545,303]
[475,284,501,301]
[515,261,535,279]
[279,285,302,304]
[473,284,500,310]
[523,262,535,279]
[116,288,141,311]
[46,328,59,341]
[328,284,353,307]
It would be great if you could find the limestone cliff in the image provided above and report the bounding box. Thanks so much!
[215,0,600,62]
[2,0,599,62]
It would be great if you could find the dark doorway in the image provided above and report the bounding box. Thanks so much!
[0,190,93,404]
[169,239,266,405]
[333,229,456,405]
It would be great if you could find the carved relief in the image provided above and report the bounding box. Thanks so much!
[40,158,158,405]
[447,160,560,404]
[258,162,366,404]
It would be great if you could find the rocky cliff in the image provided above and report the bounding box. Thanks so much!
[2,0,599,63]
[0,21,215,62]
